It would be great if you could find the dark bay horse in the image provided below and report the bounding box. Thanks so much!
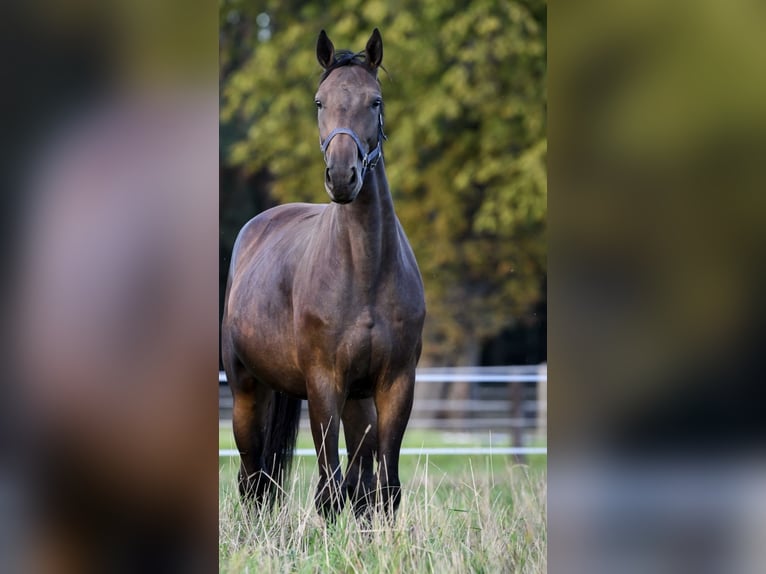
[221,28,425,520]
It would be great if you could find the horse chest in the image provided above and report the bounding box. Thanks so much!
[296,301,406,380]
[339,311,375,364]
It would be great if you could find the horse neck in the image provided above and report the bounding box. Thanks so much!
[331,160,398,286]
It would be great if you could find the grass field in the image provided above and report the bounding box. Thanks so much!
[219,428,546,573]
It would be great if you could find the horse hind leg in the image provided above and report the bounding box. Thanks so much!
[342,398,378,519]
[226,360,275,507]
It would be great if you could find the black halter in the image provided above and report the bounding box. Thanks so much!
[319,115,387,181]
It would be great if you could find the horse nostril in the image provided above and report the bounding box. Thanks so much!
[348,167,357,186]
[325,168,332,188]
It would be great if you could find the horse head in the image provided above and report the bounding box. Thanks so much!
[315,29,386,204]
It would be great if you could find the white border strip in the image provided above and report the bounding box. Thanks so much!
[416,374,545,382]
[219,447,547,457]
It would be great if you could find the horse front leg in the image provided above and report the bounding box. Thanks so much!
[373,371,415,520]
[306,374,346,520]
[342,398,378,518]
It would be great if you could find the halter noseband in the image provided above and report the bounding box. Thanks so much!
[319,115,386,181]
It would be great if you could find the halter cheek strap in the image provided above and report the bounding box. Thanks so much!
[319,118,386,181]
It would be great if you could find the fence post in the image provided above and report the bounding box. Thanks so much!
[537,363,547,445]
[509,377,525,464]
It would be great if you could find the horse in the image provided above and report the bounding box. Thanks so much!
[221,28,426,521]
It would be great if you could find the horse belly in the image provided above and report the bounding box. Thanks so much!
[229,324,306,397]
[227,277,306,398]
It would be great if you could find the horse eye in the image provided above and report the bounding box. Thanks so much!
[315,99,322,109]
[371,98,382,109]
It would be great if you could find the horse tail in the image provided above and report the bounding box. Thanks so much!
[264,392,302,494]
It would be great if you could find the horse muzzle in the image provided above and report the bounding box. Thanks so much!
[324,163,362,203]
[320,126,383,204]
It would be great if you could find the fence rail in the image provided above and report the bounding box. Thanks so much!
[218,367,546,385]
[219,365,547,457]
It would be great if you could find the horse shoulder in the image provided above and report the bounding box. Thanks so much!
[227,203,324,326]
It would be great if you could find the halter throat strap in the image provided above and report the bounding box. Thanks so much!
[319,122,385,180]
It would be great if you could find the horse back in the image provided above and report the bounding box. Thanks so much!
[229,203,324,276]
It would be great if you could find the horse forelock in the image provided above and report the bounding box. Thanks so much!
[318,50,386,86]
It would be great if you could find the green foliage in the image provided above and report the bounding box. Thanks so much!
[220,0,547,362]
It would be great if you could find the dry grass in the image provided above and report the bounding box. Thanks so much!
[219,454,546,573]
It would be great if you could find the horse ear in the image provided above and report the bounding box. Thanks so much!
[317,29,335,70]
[365,28,383,71]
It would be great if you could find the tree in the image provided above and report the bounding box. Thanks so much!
[219,0,547,365]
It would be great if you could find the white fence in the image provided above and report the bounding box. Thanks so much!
[217,368,545,384]
[219,365,547,457]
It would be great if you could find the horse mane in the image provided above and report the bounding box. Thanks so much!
[318,49,387,86]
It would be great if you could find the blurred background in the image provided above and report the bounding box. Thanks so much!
[550,1,766,572]
[2,1,218,572]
